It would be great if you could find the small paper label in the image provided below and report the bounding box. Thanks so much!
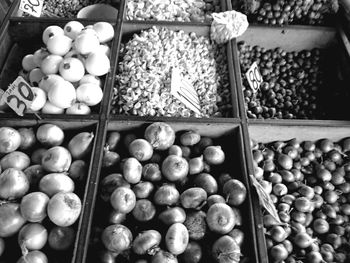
[2,76,34,116]
[250,174,282,224]
[246,62,263,92]
[19,0,44,17]
[171,68,201,115]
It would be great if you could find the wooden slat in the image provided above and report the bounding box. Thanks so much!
[237,25,337,51]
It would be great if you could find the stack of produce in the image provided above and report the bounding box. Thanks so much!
[16,20,114,115]
[251,136,350,262]
[125,0,221,22]
[236,0,339,26]
[112,27,232,118]
[237,41,347,119]
[0,124,94,262]
[90,122,248,263]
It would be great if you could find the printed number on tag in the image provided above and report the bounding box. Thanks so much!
[171,68,202,115]
[19,0,44,17]
[246,62,263,92]
[2,76,34,116]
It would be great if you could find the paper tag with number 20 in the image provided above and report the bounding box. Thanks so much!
[246,62,263,93]
[19,0,44,17]
[1,76,34,116]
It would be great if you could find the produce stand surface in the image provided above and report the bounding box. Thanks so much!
[0,0,350,263]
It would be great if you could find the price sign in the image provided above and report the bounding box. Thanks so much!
[245,62,263,92]
[171,68,202,115]
[2,76,34,116]
[19,0,44,17]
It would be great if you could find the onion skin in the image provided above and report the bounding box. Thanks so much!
[180,131,201,146]
[132,181,154,199]
[68,160,87,180]
[0,151,31,170]
[151,250,178,263]
[179,241,202,263]
[132,199,156,222]
[0,168,30,200]
[101,224,132,253]
[129,139,154,161]
[18,223,48,250]
[39,173,75,197]
[18,128,36,150]
[180,187,207,210]
[110,187,136,214]
[68,132,94,159]
[0,202,26,237]
[165,223,189,255]
[106,132,121,151]
[0,127,21,154]
[144,122,176,150]
[162,155,189,182]
[16,250,48,263]
[31,148,47,164]
[212,235,240,263]
[122,157,142,184]
[47,192,82,227]
[48,226,75,250]
[132,230,161,255]
[100,173,130,202]
[36,124,64,147]
[206,203,236,234]
[20,192,49,222]
[159,207,186,225]
[203,146,225,165]
[223,179,247,206]
[41,146,72,173]
[154,184,180,206]
[184,211,207,241]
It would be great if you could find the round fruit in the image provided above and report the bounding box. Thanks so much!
[42,25,64,44]
[33,48,50,67]
[76,83,103,106]
[63,21,84,40]
[74,32,100,55]
[38,74,65,93]
[93,22,114,43]
[22,54,37,72]
[59,57,85,82]
[66,103,91,115]
[48,80,76,109]
[79,74,101,86]
[29,68,45,87]
[41,101,64,114]
[40,55,63,75]
[46,35,72,56]
[85,52,110,76]
[28,87,47,112]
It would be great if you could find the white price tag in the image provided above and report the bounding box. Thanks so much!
[171,68,202,115]
[19,0,44,17]
[245,62,263,92]
[2,76,34,116]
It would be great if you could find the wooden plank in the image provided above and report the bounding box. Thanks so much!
[248,122,350,143]
[237,25,337,51]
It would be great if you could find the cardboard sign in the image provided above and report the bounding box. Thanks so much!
[246,62,263,92]
[2,76,34,116]
[19,0,44,17]
[171,68,201,115]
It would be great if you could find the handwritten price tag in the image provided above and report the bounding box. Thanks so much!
[1,76,34,116]
[246,62,263,92]
[19,0,44,17]
[171,68,202,115]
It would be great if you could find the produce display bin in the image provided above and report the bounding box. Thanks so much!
[0,0,12,25]
[233,25,350,121]
[10,0,120,20]
[124,0,226,23]
[243,120,350,263]
[0,118,100,263]
[0,18,120,120]
[108,21,240,119]
[75,120,259,263]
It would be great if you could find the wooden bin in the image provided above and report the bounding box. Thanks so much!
[107,20,240,119]
[75,119,260,263]
[242,120,350,263]
[232,24,350,121]
[0,117,101,263]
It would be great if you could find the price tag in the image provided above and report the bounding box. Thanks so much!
[249,174,282,224]
[171,68,202,115]
[245,62,263,92]
[2,76,34,116]
[19,0,44,17]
